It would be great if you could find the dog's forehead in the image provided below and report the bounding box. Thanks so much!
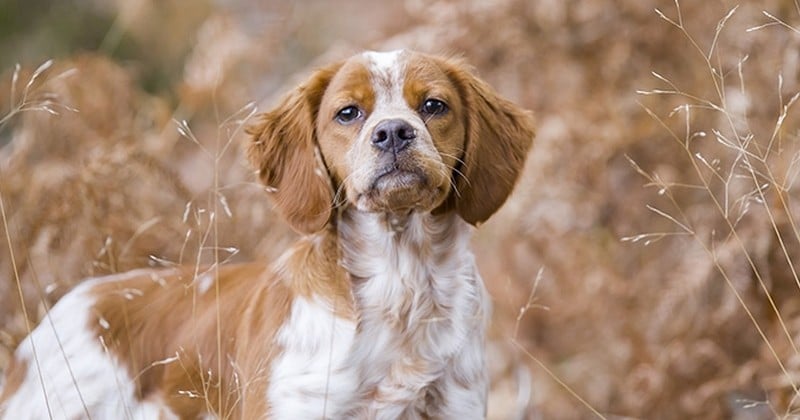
[358,51,453,97]
[327,50,409,104]
[362,50,406,86]
[330,51,406,79]
[323,51,453,114]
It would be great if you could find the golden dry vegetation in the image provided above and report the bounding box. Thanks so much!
[2,1,800,418]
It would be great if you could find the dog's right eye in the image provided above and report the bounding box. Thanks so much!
[335,106,362,125]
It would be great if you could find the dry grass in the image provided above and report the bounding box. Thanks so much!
[3,0,800,418]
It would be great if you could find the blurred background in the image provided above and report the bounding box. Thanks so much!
[2,0,800,418]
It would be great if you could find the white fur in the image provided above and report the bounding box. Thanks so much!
[363,50,404,77]
[264,210,489,419]
[267,296,358,419]
[339,210,489,419]
[0,272,179,420]
[363,50,413,127]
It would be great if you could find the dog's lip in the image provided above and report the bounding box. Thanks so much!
[370,165,427,190]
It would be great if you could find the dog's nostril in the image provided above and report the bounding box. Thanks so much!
[397,126,416,141]
[371,119,416,153]
[375,130,389,143]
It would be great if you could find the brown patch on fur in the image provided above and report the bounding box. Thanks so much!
[0,358,27,404]
[90,263,292,418]
[86,229,350,417]
[321,58,376,118]
[279,230,355,318]
[402,55,469,194]
[433,56,536,225]
[245,62,344,235]
[315,59,376,188]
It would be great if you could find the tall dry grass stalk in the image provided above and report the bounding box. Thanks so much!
[0,60,77,133]
[0,58,79,376]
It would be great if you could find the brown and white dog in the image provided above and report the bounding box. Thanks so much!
[0,50,534,419]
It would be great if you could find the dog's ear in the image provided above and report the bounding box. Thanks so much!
[246,62,342,234]
[438,57,535,225]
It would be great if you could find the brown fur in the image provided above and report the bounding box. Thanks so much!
[279,231,355,317]
[90,265,271,416]
[86,227,352,418]
[314,58,377,190]
[245,62,344,235]
[433,56,536,225]
[0,359,26,403]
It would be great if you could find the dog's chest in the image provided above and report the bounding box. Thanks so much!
[267,213,484,418]
[350,266,478,415]
[344,213,482,414]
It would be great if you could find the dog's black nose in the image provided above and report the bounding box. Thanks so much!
[371,119,416,153]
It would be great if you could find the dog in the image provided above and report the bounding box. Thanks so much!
[0,50,534,419]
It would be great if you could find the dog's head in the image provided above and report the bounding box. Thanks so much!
[247,50,535,234]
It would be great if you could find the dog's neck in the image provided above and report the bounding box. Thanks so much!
[336,209,477,325]
[337,209,473,275]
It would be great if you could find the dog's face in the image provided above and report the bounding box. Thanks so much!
[247,50,535,234]
[316,51,463,215]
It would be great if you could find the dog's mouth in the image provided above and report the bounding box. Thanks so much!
[354,163,443,212]
[370,165,428,192]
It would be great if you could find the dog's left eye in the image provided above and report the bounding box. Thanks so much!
[420,99,448,116]
[335,106,362,124]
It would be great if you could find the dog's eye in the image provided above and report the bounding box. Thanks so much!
[420,99,448,116]
[335,106,362,124]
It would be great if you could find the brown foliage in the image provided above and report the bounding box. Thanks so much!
[3,0,800,418]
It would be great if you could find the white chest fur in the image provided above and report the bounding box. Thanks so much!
[346,212,489,418]
[267,211,489,419]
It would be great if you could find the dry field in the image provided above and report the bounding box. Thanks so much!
[2,0,800,418]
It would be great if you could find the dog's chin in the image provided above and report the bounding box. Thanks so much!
[354,169,447,214]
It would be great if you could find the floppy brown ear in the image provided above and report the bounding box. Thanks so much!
[245,63,342,234]
[440,58,535,225]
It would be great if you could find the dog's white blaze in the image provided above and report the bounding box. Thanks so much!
[363,50,404,81]
[363,50,414,123]
[0,274,179,420]
[268,296,358,419]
